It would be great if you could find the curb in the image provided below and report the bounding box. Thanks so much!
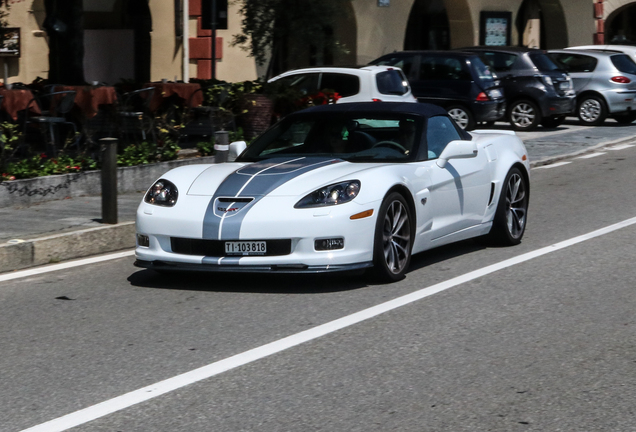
[1,136,635,275]
[0,222,136,274]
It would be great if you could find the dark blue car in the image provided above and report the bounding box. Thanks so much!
[370,51,506,130]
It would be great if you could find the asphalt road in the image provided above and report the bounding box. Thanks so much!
[1,143,636,432]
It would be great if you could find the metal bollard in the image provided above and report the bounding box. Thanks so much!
[100,137,118,224]
[214,131,229,163]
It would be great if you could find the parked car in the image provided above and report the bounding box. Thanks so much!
[267,66,417,104]
[565,45,636,64]
[369,51,505,130]
[548,49,636,125]
[462,47,576,130]
[135,102,530,282]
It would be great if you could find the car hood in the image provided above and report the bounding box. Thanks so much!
[187,156,372,198]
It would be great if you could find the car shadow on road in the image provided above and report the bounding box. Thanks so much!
[406,237,487,274]
[127,268,369,294]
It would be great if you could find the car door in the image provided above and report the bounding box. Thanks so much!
[418,116,491,242]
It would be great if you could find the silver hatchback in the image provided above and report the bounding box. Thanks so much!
[548,49,636,125]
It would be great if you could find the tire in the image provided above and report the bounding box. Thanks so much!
[541,115,566,129]
[613,112,636,124]
[447,106,476,131]
[508,100,541,131]
[371,192,413,282]
[577,95,607,126]
[489,167,529,246]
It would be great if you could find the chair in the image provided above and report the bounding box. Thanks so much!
[179,88,217,147]
[117,87,156,145]
[23,90,78,157]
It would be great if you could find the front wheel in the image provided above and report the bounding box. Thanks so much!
[489,167,529,245]
[371,193,413,282]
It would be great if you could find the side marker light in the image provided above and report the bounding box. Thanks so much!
[350,209,374,220]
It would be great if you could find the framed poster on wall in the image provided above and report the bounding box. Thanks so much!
[0,28,20,57]
[479,12,511,46]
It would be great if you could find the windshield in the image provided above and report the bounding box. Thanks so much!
[237,113,423,163]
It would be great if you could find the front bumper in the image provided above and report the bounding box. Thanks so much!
[135,194,380,273]
[135,259,373,274]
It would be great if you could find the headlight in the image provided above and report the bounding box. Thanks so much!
[542,75,553,86]
[145,179,178,207]
[295,180,360,208]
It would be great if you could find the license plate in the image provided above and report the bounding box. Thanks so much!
[225,241,267,255]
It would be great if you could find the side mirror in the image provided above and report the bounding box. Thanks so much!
[228,141,247,162]
[436,140,478,168]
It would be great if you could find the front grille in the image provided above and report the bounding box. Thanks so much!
[171,238,292,257]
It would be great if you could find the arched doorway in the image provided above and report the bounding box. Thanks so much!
[606,3,636,44]
[268,0,356,77]
[83,0,152,84]
[404,0,449,50]
[516,0,567,49]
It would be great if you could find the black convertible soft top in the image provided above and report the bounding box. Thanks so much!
[298,102,472,140]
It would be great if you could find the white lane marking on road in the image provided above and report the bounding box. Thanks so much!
[533,161,572,169]
[606,144,635,151]
[19,215,636,432]
[576,152,606,159]
[0,251,135,283]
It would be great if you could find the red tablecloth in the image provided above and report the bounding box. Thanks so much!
[144,82,203,111]
[0,88,41,121]
[55,85,118,118]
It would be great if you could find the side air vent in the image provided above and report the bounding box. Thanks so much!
[488,182,496,206]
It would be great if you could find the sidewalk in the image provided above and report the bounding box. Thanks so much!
[1,120,635,274]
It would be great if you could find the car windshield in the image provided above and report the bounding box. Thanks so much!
[528,53,563,72]
[237,113,423,163]
[610,54,636,75]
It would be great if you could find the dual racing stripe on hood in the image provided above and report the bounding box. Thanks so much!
[202,157,341,241]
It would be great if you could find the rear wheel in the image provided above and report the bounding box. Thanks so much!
[508,100,541,131]
[578,95,607,126]
[489,167,529,245]
[371,193,413,282]
[447,106,475,131]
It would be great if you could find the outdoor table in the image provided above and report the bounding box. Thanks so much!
[54,85,118,118]
[0,88,41,121]
[144,82,203,112]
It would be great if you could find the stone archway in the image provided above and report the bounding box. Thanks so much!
[605,1,636,44]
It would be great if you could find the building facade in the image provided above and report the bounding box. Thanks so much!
[1,0,635,86]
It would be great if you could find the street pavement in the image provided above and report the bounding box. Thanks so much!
[1,118,635,273]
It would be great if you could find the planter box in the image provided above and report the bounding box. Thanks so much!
[0,156,217,208]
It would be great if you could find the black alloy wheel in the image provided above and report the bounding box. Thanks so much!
[372,192,413,282]
[489,167,529,245]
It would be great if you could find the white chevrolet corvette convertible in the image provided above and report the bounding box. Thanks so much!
[135,102,530,282]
